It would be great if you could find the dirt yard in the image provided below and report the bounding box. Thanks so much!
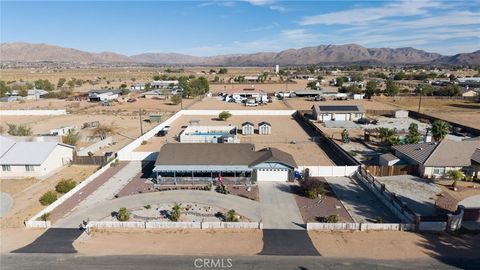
[187,97,290,110]
[0,165,97,228]
[375,96,480,129]
[309,230,480,260]
[135,114,334,166]
[0,228,47,253]
[74,229,263,256]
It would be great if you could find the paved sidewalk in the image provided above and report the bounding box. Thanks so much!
[325,177,398,223]
[54,190,261,228]
[258,182,304,230]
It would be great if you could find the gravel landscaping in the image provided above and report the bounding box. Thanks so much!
[290,179,353,223]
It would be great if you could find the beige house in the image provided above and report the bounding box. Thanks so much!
[393,139,480,179]
[0,136,74,179]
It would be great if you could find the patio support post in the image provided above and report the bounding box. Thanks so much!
[174,171,176,185]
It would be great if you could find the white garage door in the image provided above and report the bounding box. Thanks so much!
[334,113,348,121]
[257,169,289,182]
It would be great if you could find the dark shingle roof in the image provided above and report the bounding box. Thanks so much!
[258,121,271,126]
[472,149,480,164]
[242,122,254,126]
[155,143,296,168]
[392,142,438,164]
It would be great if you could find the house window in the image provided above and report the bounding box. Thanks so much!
[25,165,34,172]
[432,167,445,175]
[2,165,11,171]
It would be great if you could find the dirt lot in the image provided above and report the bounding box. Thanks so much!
[0,228,46,253]
[0,165,97,228]
[375,96,480,129]
[74,229,263,256]
[135,114,334,166]
[309,230,480,260]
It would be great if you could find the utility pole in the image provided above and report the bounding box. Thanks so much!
[139,109,144,136]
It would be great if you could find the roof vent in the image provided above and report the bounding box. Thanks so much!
[416,147,423,151]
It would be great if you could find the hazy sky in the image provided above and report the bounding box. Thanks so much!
[2,0,479,56]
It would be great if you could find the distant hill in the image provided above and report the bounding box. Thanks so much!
[1,42,479,66]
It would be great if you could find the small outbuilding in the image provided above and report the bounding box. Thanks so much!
[395,110,409,118]
[379,153,401,166]
[258,122,272,135]
[241,122,254,135]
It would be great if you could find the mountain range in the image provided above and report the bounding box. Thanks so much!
[1,42,479,66]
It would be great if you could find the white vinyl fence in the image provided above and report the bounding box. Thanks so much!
[307,222,413,231]
[298,166,359,177]
[25,158,118,228]
[86,221,262,230]
[1,109,67,116]
[24,220,51,228]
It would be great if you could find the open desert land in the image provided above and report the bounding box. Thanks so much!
[0,165,97,228]
[375,96,480,129]
[135,114,334,166]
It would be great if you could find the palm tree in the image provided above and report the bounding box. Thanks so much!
[431,120,451,141]
[170,203,184,221]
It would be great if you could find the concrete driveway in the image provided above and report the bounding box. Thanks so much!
[325,177,398,223]
[258,182,304,230]
[54,190,261,228]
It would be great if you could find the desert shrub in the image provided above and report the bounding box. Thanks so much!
[40,212,51,221]
[55,179,77,194]
[215,184,229,194]
[7,123,32,136]
[117,207,130,221]
[39,191,57,206]
[218,111,232,121]
[226,209,239,222]
[62,130,81,146]
[299,177,325,199]
[144,205,151,209]
[170,95,182,105]
[324,214,339,223]
[375,216,383,223]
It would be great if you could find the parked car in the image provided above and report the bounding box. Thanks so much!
[314,95,326,101]
[127,98,137,103]
[356,118,371,124]
[156,126,171,137]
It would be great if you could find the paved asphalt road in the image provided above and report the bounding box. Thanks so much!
[2,253,475,270]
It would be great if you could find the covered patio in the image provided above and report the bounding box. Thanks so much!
[154,167,253,185]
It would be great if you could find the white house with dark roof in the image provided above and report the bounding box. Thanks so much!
[0,136,74,179]
[153,143,297,183]
[392,139,480,179]
[311,104,365,121]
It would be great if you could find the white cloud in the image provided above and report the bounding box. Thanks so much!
[245,0,286,12]
[281,29,320,43]
[300,0,442,25]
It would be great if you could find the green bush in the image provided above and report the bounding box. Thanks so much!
[215,184,229,194]
[299,177,325,199]
[218,111,232,121]
[40,212,51,221]
[144,205,151,209]
[375,216,383,224]
[170,203,183,221]
[324,214,339,223]
[39,191,57,206]
[117,207,130,221]
[55,179,77,194]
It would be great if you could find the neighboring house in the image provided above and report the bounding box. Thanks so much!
[462,89,479,97]
[140,90,166,99]
[311,105,365,121]
[153,143,297,183]
[472,149,480,179]
[392,139,480,179]
[457,77,480,88]
[88,89,122,102]
[0,136,74,178]
[458,195,480,223]
[232,91,268,103]
[241,122,254,135]
[293,90,322,97]
[151,80,179,89]
[179,126,239,143]
[131,83,145,91]
[258,122,272,135]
